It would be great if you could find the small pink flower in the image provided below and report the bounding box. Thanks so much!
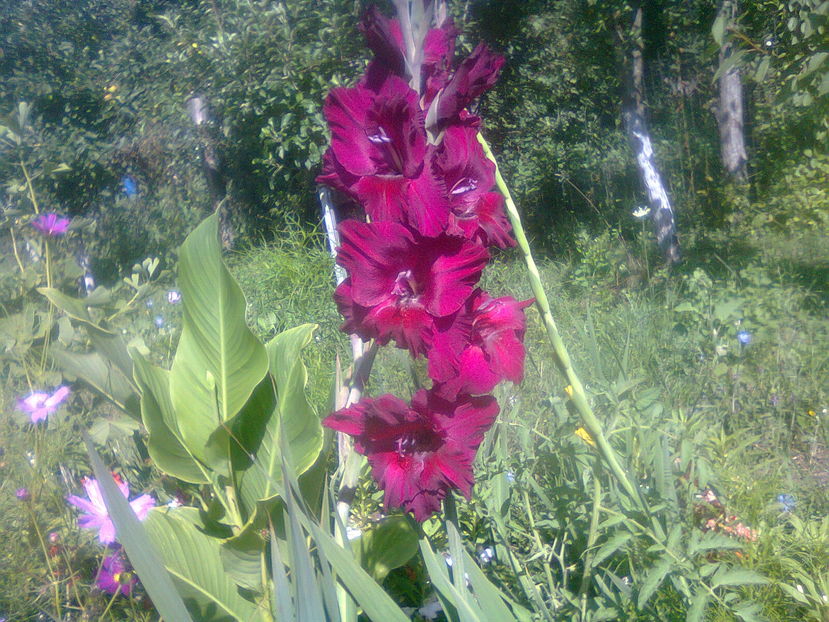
[18,386,70,423]
[31,213,71,236]
[67,477,155,545]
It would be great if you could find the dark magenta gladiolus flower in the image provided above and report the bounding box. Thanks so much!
[324,389,499,521]
[434,125,514,248]
[430,291,532,399]
[335,220,488,356]
[31,213,70,236]
[434,43,505,129]
[322,75,450,235]
[96,552,137,596]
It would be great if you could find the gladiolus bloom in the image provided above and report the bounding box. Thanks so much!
[324,389,499,521]
[67,477,155,545]
[335,220,488,356]
[31,213,70,236]
[429,291,532,399]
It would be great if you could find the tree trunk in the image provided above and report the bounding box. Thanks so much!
[186,95,234,248]
[716,0,749,184]
[618,3,681,264]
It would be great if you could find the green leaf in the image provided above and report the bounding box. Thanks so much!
[592,532,633,567]
[686,587,709,622]
[51,347,140,418]
[219,529,265,593]
[170,213,269,469]
[39,287,135,380]
[358,516,419,582]
[282,457,410,622]
[710,566,768,589]
[143,507,260,621]
[420,535,483,622]
[238,324,323,512]
[687,531,744,556]
[755,56,770,82]
[712,13,726,46]
[637,556,674,609]
[83,436,194,622]
[447,522,519,622]
[133,352,209,484]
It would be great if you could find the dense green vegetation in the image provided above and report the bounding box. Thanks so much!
[0,0,826,620]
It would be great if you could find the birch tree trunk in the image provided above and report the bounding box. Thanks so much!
[716,0,749,184]
[618,3,681,264]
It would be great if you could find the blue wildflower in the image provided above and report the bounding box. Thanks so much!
[121,175,138,197]
[154,315,165,329]
[737,330,752,346]
[777,493,795,513]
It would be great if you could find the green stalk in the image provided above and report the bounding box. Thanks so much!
[477,134,643,510]
[24,500,62,620]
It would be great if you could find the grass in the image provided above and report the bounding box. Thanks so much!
[0,219,826,619]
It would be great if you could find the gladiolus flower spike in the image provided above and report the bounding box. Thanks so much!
[319,5,529,521]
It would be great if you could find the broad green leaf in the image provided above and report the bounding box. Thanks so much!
[220,529,266,593]
[710,566,768,589]
[238,324,323,512]
[143,507,261,621]
[39,287,135,380]
[266,324,323,477]
[170,213,269,469]
[358,516,418,581]
[83,436,194,622]
[51,347,140,418]
[133,352,209,484]
[637,556,673,609]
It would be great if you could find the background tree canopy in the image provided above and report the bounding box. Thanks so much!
[1,0,826,276]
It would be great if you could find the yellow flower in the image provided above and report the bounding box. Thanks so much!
[575,427,596,447]
[564,385,574,398]
[191,42,199,49]
[105,84,117,92]
[807,409,816,417]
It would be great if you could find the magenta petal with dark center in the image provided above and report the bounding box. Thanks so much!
[323,390,498,521]
[326,76,426,181]
[336,221,487,354]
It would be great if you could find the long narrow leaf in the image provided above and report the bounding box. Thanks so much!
[83,435,194,622]
[269,520,296,622]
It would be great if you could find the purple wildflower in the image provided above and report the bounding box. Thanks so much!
[67,477,155,545]
[31,213,71,236]
[18,386,70,423]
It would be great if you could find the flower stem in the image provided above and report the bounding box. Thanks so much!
[477,133,644,510]
[24,501,62,620]
[98,584,121,621]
